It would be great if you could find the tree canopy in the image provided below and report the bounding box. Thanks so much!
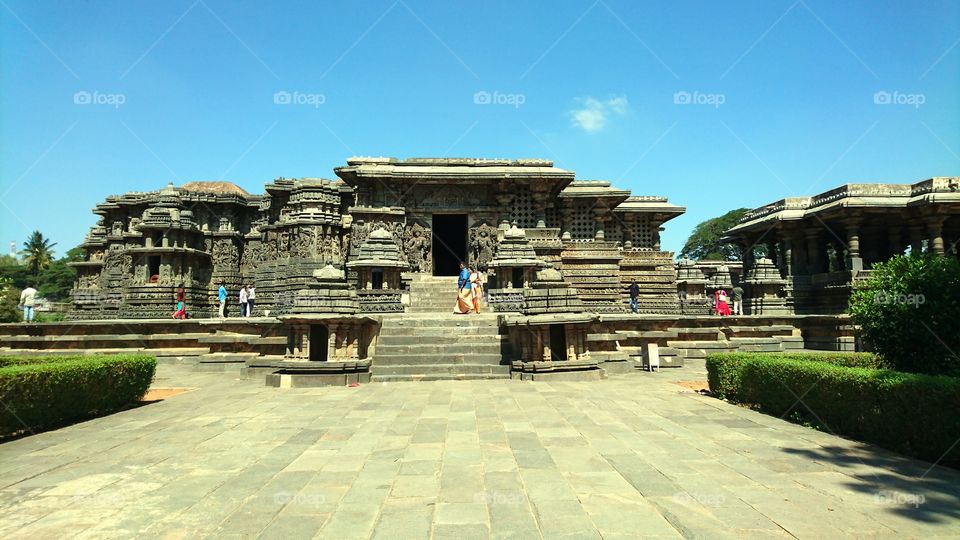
[21,231,57,276]
[679,208,750,260]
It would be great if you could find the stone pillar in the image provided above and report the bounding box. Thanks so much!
[301,325,310,361]
[541,327,551,361]
[327,323,338,361]
[565,325,575,362]
[845,221,863,271]
[928,218,946,255]
[782,238,794,277]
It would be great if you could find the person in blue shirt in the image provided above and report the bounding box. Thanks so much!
[453,261,474,314]
[217,282,228,318]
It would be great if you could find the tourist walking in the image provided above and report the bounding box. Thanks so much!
[18,284,37,323]
[629,280,640,313]
[453,261,474,314]
[246,284,256,317]
[172,284,187,319]
[714,289,731,316]
[469,265,483,313]
[218,282,228,318]
[238,285,248,317]
[732,284,744,315]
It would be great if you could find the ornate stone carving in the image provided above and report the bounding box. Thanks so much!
[402,222,432,273]
[470,221,498,270]
[212,239,239,268]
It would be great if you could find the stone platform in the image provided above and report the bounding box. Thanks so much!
[0,314,857,384]
[0,361,957,538]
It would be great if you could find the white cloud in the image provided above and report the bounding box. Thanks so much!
[569,95,629,133]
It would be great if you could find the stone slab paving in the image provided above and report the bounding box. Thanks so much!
[1,361,959,539]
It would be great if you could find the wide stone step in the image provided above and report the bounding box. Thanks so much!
[378,335,503,345]
[373,352,505,365]
[376,343,505,355]
[382,318,499,329]
[373,363,509,376]
[371,373,511,382]
[379,325,501,336]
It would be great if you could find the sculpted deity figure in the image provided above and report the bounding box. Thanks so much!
[402,222,431,273]
[470,222,497,270]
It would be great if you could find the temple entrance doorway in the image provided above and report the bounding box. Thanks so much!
[432,214,468,276]
[549,325,568,361]
[309,325,328,362]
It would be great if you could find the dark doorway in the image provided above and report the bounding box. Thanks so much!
[309,325,329,362]
[432,214,468,276]
[549,324,568,361]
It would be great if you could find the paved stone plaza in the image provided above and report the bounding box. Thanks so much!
[1,363,958,539]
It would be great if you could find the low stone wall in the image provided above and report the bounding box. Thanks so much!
[0,314,859,382]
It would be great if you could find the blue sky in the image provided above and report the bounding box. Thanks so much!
[1,0,958,256]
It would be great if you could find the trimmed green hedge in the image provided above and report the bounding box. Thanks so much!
[707,352,882,400]
[0,354,157,436]
[706,353,960,468]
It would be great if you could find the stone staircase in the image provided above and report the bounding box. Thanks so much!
[407,275,461,313]
[372,275,508,381]
[372,314,510,381]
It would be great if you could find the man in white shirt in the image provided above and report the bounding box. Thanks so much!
[238,286,248,317]
[19,285,38,323]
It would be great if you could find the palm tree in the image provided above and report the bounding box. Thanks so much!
[21,231,57,277]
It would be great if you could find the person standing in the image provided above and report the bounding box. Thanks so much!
[217,282,228,318]
[629,280,640,314]
[19,284,37,323]
[238,285,248,318]
[469,265,483,314]
[172,284,187,319]
[246,284,256,317]
[453,261,473,314]
[732,284,744,315]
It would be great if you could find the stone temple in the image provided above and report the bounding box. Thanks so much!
[4,157,955,384]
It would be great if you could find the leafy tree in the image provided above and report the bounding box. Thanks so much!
[38,260,76,302]
[21,231,57,277]
[0,255,30,290]
[679,208,751,260]
[0,279,21,323]
[849,254,960,376]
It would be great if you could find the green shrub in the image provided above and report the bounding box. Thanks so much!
[706,353,960,468]
[0,354,156,436]
[706,352,882,400]
[849,254,960,376]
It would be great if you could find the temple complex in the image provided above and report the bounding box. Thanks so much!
[6,160,952,383]
[724,178,960,314]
